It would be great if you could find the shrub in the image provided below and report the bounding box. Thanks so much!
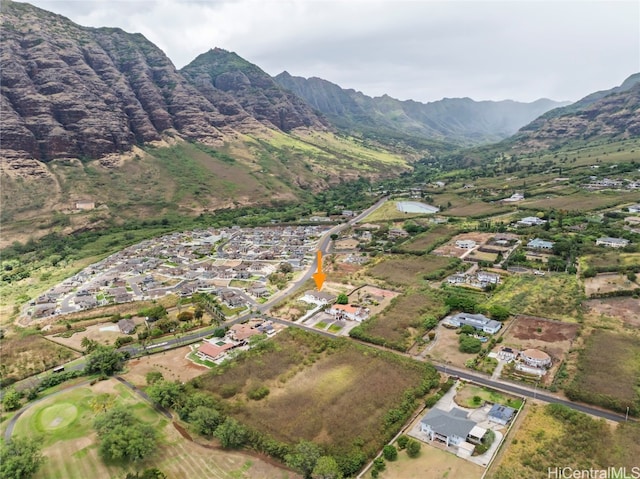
[406,439,421,458]
[397,435,409,450]
[247,386,270,400]
[382,444,397,461]
[459,335,482,353]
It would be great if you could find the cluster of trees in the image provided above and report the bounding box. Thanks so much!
[0,437,45,479]
[94,406,159,462]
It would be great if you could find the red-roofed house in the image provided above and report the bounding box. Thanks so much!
[328,304,369,322]
[229,323,261,342]
[196,342,235,362]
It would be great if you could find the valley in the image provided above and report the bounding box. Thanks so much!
[1,2,640,479]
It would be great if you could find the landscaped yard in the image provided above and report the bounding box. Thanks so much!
[454,384,523,409]
[12,379,295,479]
[197,328,439,467]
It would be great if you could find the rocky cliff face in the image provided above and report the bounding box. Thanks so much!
[180,48,328,132]
[1,2,306,164]
[512,75,640,150]
[275,71,568,145]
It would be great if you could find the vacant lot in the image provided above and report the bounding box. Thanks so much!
[425,325,480,368]
[581,252,640,272]
[444,202,512,218]
[584,273,639,296]
[1,333,79,383]
[584,297,640,328]
[367,255,458,287]
[566,329,640,415]
[362,201,430,222]
[13,379,294,479]
[397,225,456,253]
[486,274,584,321]
[351,289,448,351]
[122,344,209,386]
[488,402,640,479]
[199,328,437,461]
[47,316,148,350]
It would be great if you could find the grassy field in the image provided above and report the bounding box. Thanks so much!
[13,379,297,479]
[0,333,79,383]
[488,402,640,479]
[199,328,438,461]
[351,289,448,351]
[485,274,584,321]
[581,252,640,272]
[519,190,638,212]
[443,201,512,218]
[361,201,430,222]
[367,255,459,287]
[454,384,523,409]
[396,225,456,253]
[565,329,640,415]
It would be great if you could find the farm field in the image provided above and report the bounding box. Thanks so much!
[12,379,294,479]
[351,288,448,351]
[485,274,584,321]
[565,329,640,416]
[518,191,638,212]
[584,272,639,296]
[198,328,438,463]
[367,255,459,287]
[488,402,640,479]
[361,200,432,222]
[397,225,456,253]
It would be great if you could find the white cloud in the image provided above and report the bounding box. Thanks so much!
[25,0,640,102]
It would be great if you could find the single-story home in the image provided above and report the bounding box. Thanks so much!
[420,408,486,449]
[520,348,551,368]
[526,238,555,250]
[517,217,547,227]
[300,290,337,305]
[595,237,630,248]
[477,271,501,284]
[196,342,235,362]
[229,323,261,342]
[488,404,517,425]
[455,239,477,249]
[117,318,136,335]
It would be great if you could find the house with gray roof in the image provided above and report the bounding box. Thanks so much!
[527,238,555,250]
[446,312,502,334]
[596,237,630,248]
[420,408,486,448]
[488,404,517,425]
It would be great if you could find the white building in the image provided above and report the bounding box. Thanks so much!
[455,239,477,249]
[596,237,630,248]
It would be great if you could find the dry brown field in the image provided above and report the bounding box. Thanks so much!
[520,191,638,211]
[584,297,640,328]
[47,316,147,350]
[444,202,512,217]
[398,225,456,253]
[121,344,209,386]
[425,325,479,368]
[198,329,436,459]
[584,273,639,296]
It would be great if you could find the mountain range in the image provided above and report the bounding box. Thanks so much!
[1,0,639,244]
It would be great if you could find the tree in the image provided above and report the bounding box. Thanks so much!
[146,380,185,409]
[145,371,164,385]
[627,271,637,282]
[214,418,247,449]
[94,406,158,463]
[335,293,349,305]
[90,393,115,414]
[194,305,204,322]
[488,304,510,321]
[189,406,222,437]
[139,305,167,321]
[396,435,409,450]
[285,440,322,478]
[176,311,193,322]
[0,436,45,479]
[2,387,22,411]
[81,337,99,354]
[311,456,343,479]
[84,345,125,376]
[382,445,397,461]
[406,439,421,458]
[124,469,167,479]
[279,262,294,274]
[459,335,482,354]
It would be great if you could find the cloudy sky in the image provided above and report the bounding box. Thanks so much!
[25,0,640,103]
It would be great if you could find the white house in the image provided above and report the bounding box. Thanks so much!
[520,348,551,368]
[477,271,501,285]
[527,238,555,250]
[445,312,502,334]
[328,304,369,322]
[455,239,477,249]
[596,237,630,248]
[517,217,547,227]
[420,408,486,449]
[300,290,336,306]
[628,204,640,213]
